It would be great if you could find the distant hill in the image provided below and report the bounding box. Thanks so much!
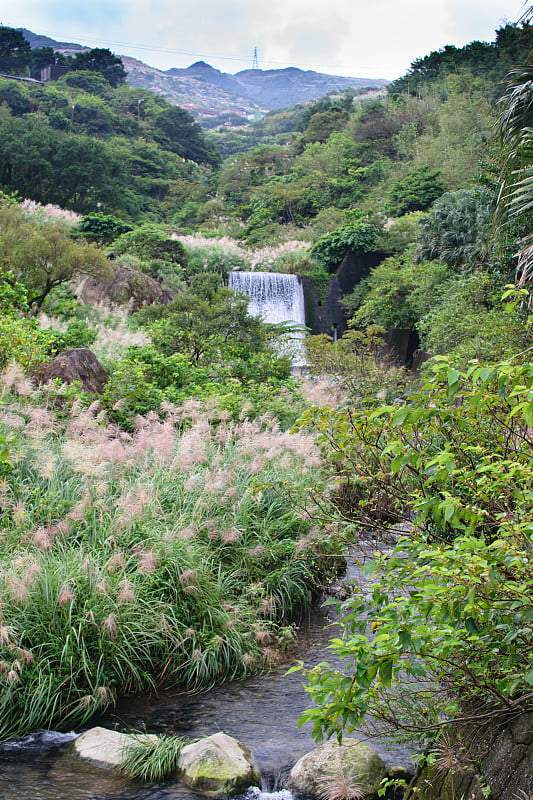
[20,29,388,123]
[165,61,387,110]
[20,28,86,54]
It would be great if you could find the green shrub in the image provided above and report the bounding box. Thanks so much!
[0,317,48,370]
[295,357,533,740]
[44,320,98,357]
[74,212,133,244]
[310,219,381,271]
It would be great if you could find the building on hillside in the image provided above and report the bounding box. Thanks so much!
[40,64,69,82]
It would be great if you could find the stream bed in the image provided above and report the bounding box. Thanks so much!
[0,547,418,800]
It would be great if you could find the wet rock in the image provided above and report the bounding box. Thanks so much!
[177,732,260,797]
[76,264,175,310]
[35,348,109,394]
[287,738,387,799]
[72,726,157,768]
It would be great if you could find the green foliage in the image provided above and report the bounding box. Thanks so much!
[0,270,29,314]
[102,357,165,427]
[111,223,186,265]
[387,166,445,216]
[349,249,423,330]
[0,316,48,370]
[295,357,533,738]
[388,21,533,99]
[43,320,98,358]
[100,279,299,428]
[415,187,494,268]
[0,204,110,311]
[68,48,127,88]
[310,219,381,271]
[416,271,529,363]
[375,212,425,256]
[153,106,220,167]
[137,282,266,364]
[494,58,533,290]
[74,212,134,244]
[0,26,31,75]
[305,328,406,402]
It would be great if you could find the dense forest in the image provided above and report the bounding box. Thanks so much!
[1,14,533,797]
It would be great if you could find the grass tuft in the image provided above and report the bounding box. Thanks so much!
[118,734,190,782]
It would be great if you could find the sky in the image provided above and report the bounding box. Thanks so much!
[1,0,529,80]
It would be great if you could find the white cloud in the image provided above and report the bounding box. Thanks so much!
[1,0,527,79]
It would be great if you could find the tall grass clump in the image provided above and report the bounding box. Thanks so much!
[0,377,342,740]
[118,734,189,781]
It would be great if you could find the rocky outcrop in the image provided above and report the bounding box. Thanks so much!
[177,732,260,796]
[34,348,108,393]
[405,712,533,800]
[76,263,174,310]
[73,727,157,768]
[287,738,387,799]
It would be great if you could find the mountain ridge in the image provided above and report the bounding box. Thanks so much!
[20,28,388,122]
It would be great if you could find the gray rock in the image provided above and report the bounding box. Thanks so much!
[73,726,157,768]
[287,738,387,799]
[76,264,175,310]
[177,732,260,797]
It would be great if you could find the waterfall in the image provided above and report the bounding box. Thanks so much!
[228,271,306,366]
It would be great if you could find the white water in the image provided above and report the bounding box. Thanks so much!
[229,271,306,366]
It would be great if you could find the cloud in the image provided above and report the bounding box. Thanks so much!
[1,0,527,79]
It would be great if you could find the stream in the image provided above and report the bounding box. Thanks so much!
[0,544,418,800]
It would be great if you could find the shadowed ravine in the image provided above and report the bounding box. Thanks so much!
[0,548,418,800]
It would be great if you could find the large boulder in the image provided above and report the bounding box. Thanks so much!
[73,726,157,769]
[287,738,387,799]
[35,348,108,394]
[76,264,174,310]
[177,732,260,796]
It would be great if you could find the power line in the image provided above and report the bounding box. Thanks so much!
[25,28,377,76]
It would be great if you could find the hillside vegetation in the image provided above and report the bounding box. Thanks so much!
[1,20,533,797]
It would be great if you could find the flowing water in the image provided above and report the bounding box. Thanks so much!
[0,545,418,800]
[228,272,307,365]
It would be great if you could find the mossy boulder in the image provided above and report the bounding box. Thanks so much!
[177,732,260,796]
[287,738,386,799]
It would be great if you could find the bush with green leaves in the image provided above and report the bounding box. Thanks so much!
[415,187,494,269]
[111,223,186,266]
[294,357,533,740]
[310,219,381,272]
[0,317,48,370]
[386,166,445,216]
[415,271,529,363]
[74,212,133,244]
[43,320,98,357]
[305,328,406,402]
[0,204,110,312]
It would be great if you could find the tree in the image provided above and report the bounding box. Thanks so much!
[153,106,221,166]
[0,204,110,310]
[415,187,494,268]
[0,27,31,75]
[310,219,381,271]
[387,166,444,216]
[136,278,267,364]
[68,48,126,87]
[294,358,533,741]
